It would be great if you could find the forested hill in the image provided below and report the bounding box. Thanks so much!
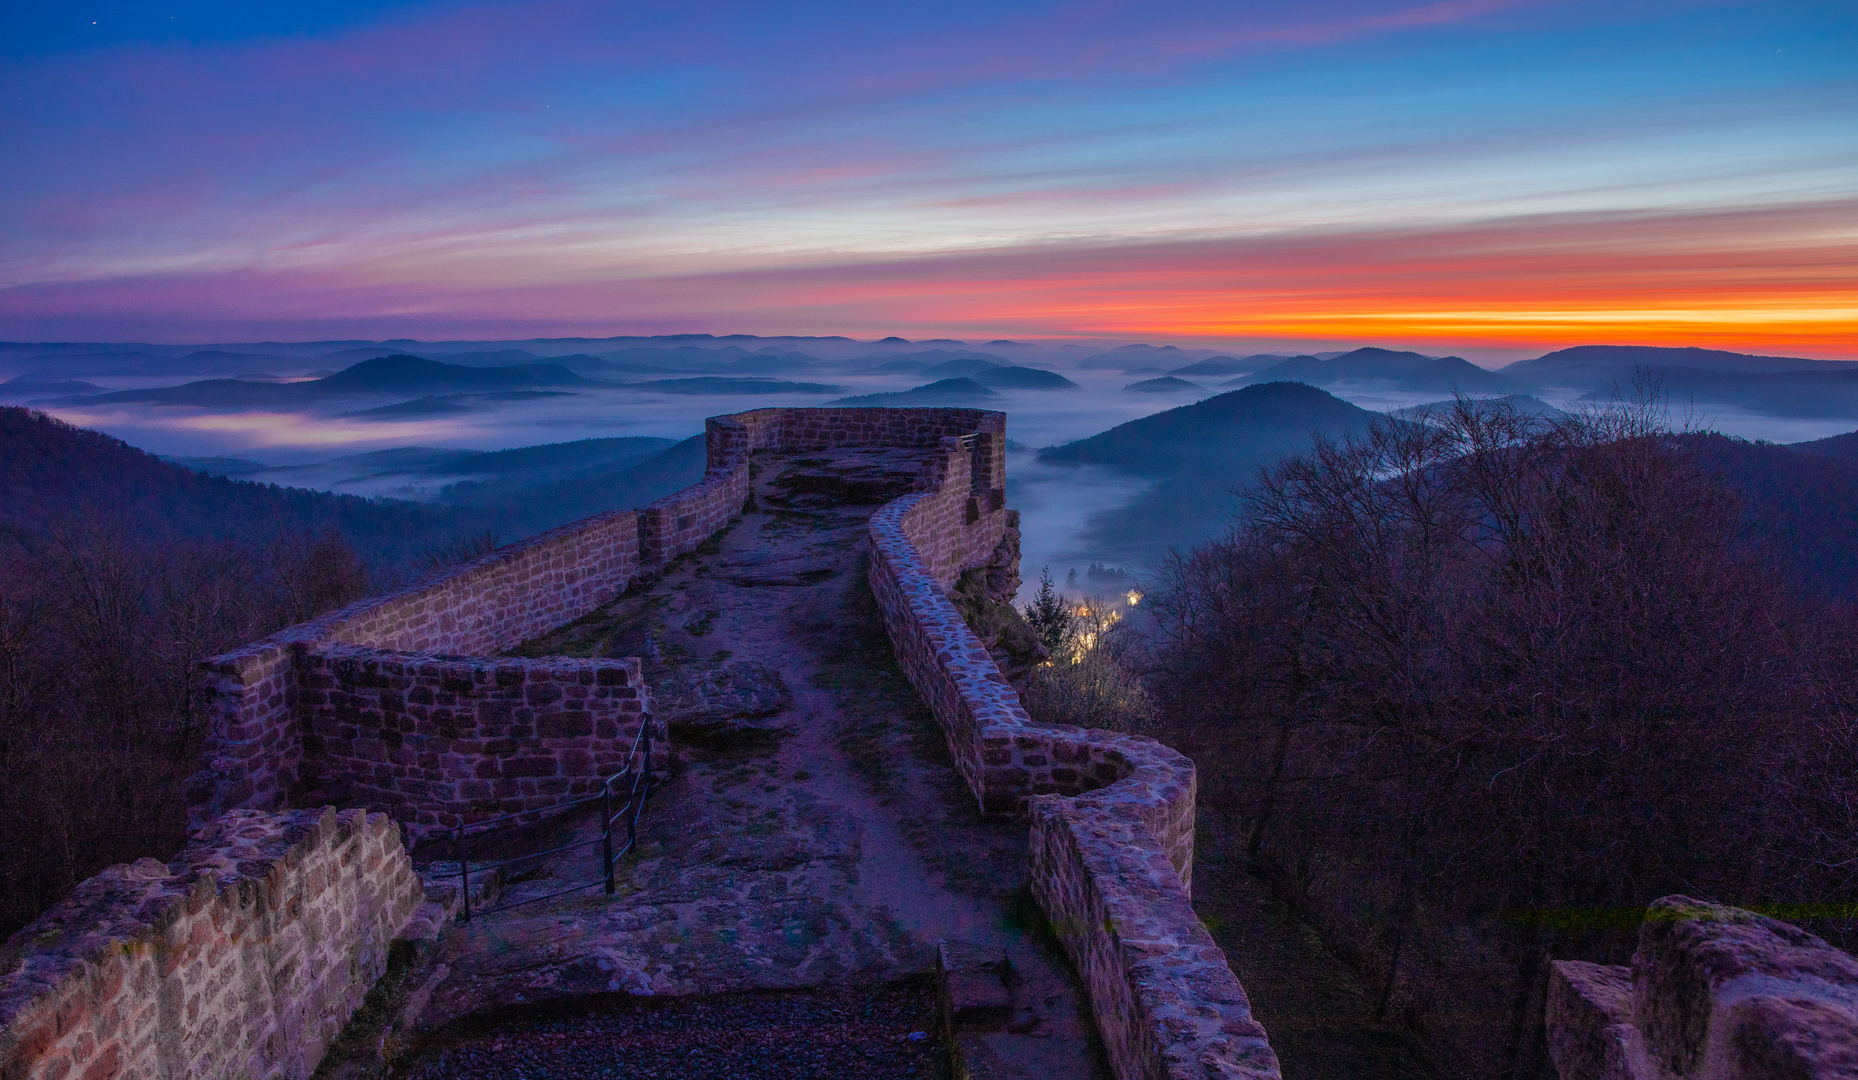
[1686,433,1858,603]
[0,406,483,566]
[1039,382,1383,559]
[1040,381,1377,475]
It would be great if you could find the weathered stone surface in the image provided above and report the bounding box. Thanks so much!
[939,940,1014,1025]
[858,423,1274,1079]
[190,408,1010,829]
[1635,896,1858,1080]
[1547,897,1858,1080]
[0,807,423,1080]
[653,660,793,748]
[765,454,924,508]
[163,405,1268,1080]
[1549,961,1652,1080]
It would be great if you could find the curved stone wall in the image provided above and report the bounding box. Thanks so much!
[860,420,1280,1080]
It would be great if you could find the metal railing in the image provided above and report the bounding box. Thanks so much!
[446,720,656,922]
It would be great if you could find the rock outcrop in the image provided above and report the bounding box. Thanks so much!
[1549,896,1858,1080]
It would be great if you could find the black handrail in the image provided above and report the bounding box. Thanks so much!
[451,718,655,922]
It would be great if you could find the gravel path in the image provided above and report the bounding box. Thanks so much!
[403,979,949,1080]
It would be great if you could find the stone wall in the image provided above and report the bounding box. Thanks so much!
[298,649,657,833]
[861,422,1278,1079]
[192,510,643,826]
[192,407,1010,834]
[170,403,1270,1080]
[1548,896,1858,1080]
[638,407,1005,569]
[0,807,426,1080]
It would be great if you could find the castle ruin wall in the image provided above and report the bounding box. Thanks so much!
[172,405,1273,1080]
[191,509,643,827]
[297,650,658,834]
[861,421,1274,1079]
[1547,895,1858,1080]
[0,807,425,1080]
[190,408,1006,833]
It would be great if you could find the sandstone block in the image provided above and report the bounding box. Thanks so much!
[1632,896,1858,1080]
[1548,961,1652,1080]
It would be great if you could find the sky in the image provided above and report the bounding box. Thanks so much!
[1,0,1853,357]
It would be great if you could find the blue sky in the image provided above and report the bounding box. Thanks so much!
[1,0,1852,353]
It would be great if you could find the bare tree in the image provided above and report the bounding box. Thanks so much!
[1149,396,1858,1078]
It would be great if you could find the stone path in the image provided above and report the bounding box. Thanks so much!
[379,448,1110,1079]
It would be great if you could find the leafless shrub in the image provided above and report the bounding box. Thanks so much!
[1020,579,1159,734]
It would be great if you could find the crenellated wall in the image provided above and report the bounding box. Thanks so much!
[0,807,428,1080]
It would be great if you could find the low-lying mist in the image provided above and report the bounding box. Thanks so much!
[9,338,1858,605]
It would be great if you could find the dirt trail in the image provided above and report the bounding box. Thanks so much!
[381,448,1108,1079]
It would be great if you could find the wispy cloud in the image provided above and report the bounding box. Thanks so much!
[0,0,1849,353]
[5,199,1850,354]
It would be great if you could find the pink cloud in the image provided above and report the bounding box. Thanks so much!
[4,197,1850,356]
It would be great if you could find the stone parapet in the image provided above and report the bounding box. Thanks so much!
[1548,896,1858,1080]
[191,509,643,826]
[862,421,1275,1079]
[0,807,423,1080]
[299,649,660,835]
[191,407,1011,833]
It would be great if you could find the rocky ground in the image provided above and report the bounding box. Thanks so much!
[323,448,1109,1080]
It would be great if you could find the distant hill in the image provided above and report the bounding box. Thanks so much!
[1229,347,1521,395]
[1,406,716,574]
[1506,345,1846,376]
[1044,382,1375,475]
[968,366,1077,390]
[599,346,755,370]
[341,390,575,419]
[1390,395,1566,423]
[164,434,696,537]
[1125,376,1203,394]
[2,351,273,378]
[920,356,1004,379]
[1076,344,1195,371]
[829,378,1001,406]
[0,406,482,568]
[0,378,104,398]
[455,434,708,537]
[625,377,842,395]
[1576,366,1858,421]
[1170,355,1277,377]
[862,349,1011,374]
[1789,429,1858,462]
[383,348,538,367]
[1684,434,1858,603]
[46,356,592,408]
[1041,382,1384,560]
